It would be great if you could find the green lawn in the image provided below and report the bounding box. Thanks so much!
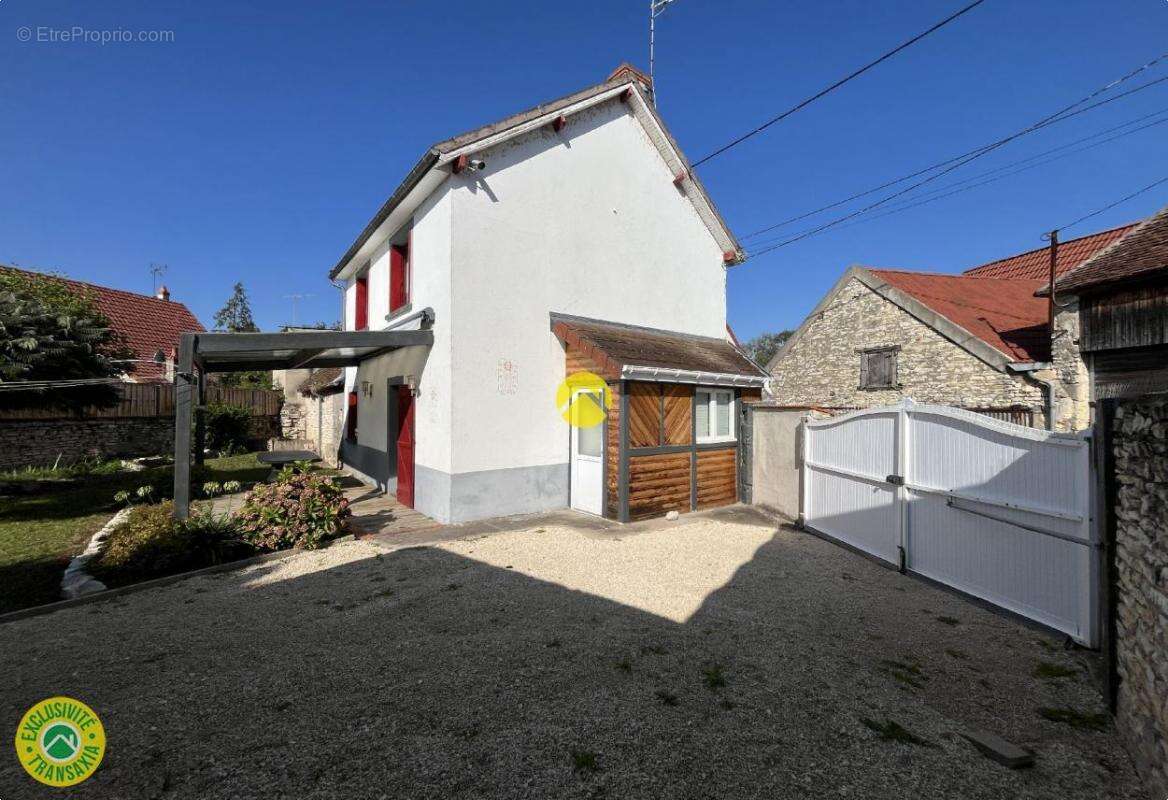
[0,453,271,615]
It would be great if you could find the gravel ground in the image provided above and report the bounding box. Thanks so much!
[1,510,1141,799]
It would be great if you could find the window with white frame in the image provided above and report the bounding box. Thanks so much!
[695,388,735,443]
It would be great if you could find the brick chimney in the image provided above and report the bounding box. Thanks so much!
[606,62,651,90]
[156,285,170,302]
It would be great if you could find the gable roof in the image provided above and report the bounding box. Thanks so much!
[551,313,767,386]
[1053,203,1168,293]
[330,67,742,279]
[961,223,1136,280]
[869,270,1049,362]
[0,265,205,381]
[768,266,1048,374]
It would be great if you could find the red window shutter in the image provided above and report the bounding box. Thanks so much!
[390,244,408,312]
[347,391,358,440]
[355,276,369,330]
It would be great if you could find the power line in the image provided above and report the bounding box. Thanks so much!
[747,109,1168,247]
[1056,176,1168,233]
[748,54,1168,257]
[691,0,989,167]
[743,64,1168,241]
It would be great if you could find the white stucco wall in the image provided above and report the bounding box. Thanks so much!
[342,183,453,501]
[448,97,728,476]
[337,94,732,520]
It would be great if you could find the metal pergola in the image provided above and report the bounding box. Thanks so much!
[172,329,432,518]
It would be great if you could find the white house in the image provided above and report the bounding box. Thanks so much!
[329,64,766,524]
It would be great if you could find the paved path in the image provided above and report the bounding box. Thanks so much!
[0,510,1141,799]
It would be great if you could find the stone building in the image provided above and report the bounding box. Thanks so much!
[768,224,1136,430]
[769,266,1051,425]
[1047,203,1168,797]
[272,367,345,467]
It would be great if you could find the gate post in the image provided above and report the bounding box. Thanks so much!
[895,399,912,573]
[737,401,753,505]
[797,415,808,529]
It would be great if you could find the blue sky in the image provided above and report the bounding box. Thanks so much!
[2,0,1166,340]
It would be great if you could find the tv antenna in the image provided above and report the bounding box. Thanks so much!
[283,293,314,326]
[149,263,168,294]
[649,0,679,108]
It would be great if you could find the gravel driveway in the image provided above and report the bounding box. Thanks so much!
[1,508,1141,799]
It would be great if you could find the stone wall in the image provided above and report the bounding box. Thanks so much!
[771,277,1045,420]
[280,402,308,440]
[0,414,281,469]
[1112,397,1168,799]
[1051,301,1092,431]
[302,392,344,467]
[0,418,174,469]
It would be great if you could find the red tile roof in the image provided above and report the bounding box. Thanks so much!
[868,269,1050,362]
[961,223,1137,280]
[0,266,205,381]
[1054,203,1168,293]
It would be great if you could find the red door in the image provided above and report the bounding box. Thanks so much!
[395,386,415,508]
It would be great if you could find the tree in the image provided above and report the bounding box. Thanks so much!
[213,282,258,333]
[212,282,270,389]
[0,270,134,411]
[744,329,794,368]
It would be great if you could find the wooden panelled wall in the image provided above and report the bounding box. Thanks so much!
[564,343,760,521]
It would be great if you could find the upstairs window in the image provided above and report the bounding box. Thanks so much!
[346,391,359,441]
[390,240,410,314]
[354,274,369,331]
[859,346,899,390]
[695,388,735,444]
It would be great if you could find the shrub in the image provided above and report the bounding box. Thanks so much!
[205,403,252,455]
[234,468,350,551]
[90,502,253,586]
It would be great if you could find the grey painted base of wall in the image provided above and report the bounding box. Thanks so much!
[415,462,569,524]
[340,441,394,491]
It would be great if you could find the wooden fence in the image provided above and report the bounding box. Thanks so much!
[0,382,282,420]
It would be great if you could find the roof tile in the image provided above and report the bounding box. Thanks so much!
[1054,203,1168,293]
[551,315,765,380]
[868,269,1050,362]
[0,266,205,381]
[961,223,1136,280]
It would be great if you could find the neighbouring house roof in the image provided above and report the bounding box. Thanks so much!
[1052,203,1168,294]
[868,270,1051,363]
[551,313,768,387]
[329,64,742,279]
[299,367,344,396]
[769,266,1049,374]
[0,265,205,381]
[961,223,1137,280]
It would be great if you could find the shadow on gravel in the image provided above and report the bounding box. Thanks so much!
[0,522,1139,800]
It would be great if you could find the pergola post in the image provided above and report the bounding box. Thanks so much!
[194,367,207,467]
[173,333,196,520]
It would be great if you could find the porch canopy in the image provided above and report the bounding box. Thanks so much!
[172,329,432,518]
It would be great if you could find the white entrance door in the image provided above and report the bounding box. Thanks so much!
[570,389,604,516]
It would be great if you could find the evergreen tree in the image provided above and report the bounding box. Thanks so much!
[213,282,258,332]
[213,282,270,388]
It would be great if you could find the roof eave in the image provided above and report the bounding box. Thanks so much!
[328,77,744,280]
[329,149,441,280]
[621,364,767,387]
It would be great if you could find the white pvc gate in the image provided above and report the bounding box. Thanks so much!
[802,401,1098,646]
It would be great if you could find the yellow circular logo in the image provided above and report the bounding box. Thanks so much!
[14,697,105,787]
[556,371,611,428]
